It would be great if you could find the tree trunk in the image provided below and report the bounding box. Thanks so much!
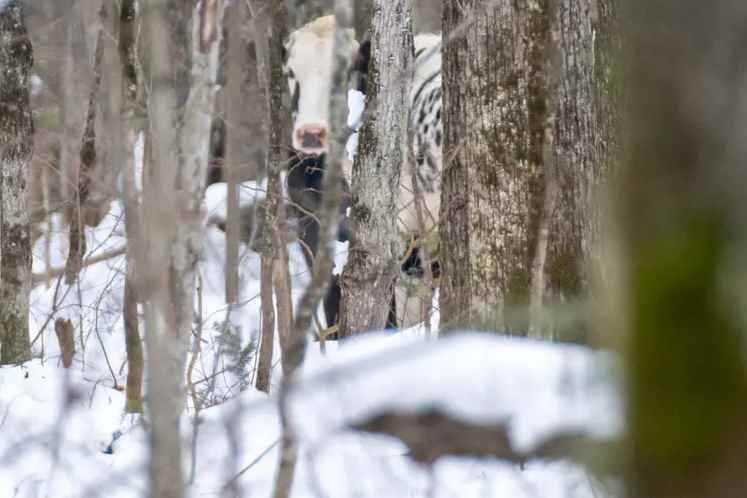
[119,0,146,413]
[142,0,186,494]
[248,0,275,394]
[0,0,34,365]
[339,0,412,337]
[142,0,222,496]
[440,0,615,339]
[623,2,747,497]
[64,9,105,285]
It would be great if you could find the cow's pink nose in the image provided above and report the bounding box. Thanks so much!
[296,124,328,151]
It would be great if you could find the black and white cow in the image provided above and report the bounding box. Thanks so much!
[283,16,444,328]
[282,16,359,330]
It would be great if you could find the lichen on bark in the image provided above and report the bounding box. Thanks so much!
[0,0,34,365]
[440,0,615,338]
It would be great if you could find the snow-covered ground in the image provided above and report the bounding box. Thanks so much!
[1,202,622,497]
[1,89,622,497]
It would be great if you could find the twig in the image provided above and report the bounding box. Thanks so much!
[222,438,281,490]
[32,246,127,286]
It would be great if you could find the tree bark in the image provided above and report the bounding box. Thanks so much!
[119,0,146,413]
[622,2,747,497]
[142,0,221,496]
[249,0,276,394]
[223,0,247,304]
[339,0,412,337]
[440,0,615,339]
[0,0,34,365]
[142,0,186,494]
[64,6,106,285]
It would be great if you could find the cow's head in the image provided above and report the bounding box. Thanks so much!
[284,16,359,156]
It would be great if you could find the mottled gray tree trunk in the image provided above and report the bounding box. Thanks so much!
[623,2,747,497]
[0,1,34,365]
[440,0,616,339]
[339,0,413,337]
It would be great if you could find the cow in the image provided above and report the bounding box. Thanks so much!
[283,16,444,329]
[282,16,360,331]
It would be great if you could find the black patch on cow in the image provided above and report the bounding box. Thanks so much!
[291,81,300,114]
[412,71,441,111]
[285,153,352,329]
[351,39,371,93]
[401,247,441,279]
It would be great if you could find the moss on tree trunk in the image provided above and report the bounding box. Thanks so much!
[440,0,615,339]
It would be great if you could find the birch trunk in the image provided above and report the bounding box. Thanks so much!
[339,0,412,337]
[440,0,616,339]
[0,0,34,365]
[623,1,747,496]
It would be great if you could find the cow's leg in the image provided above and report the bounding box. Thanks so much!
[297,215,342,338]
[386,289,397,329]
[325,274,342,328]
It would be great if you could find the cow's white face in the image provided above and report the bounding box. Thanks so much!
[284,16,358,156]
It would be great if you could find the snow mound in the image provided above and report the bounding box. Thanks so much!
[1,330,621,498]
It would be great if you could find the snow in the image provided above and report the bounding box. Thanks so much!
[346,89,366,160]
[1,319,621,498]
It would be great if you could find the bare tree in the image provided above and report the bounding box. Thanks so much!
[440,0,616,339]
[0,0,34,365]
[223,0,251,304]
[119,0,146,413]
[141,1,223,496]
[622,1,747,497]
[271,3,354,496]
[339,0,413,337]
[249,0,276,394]
[64,4,106,285]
